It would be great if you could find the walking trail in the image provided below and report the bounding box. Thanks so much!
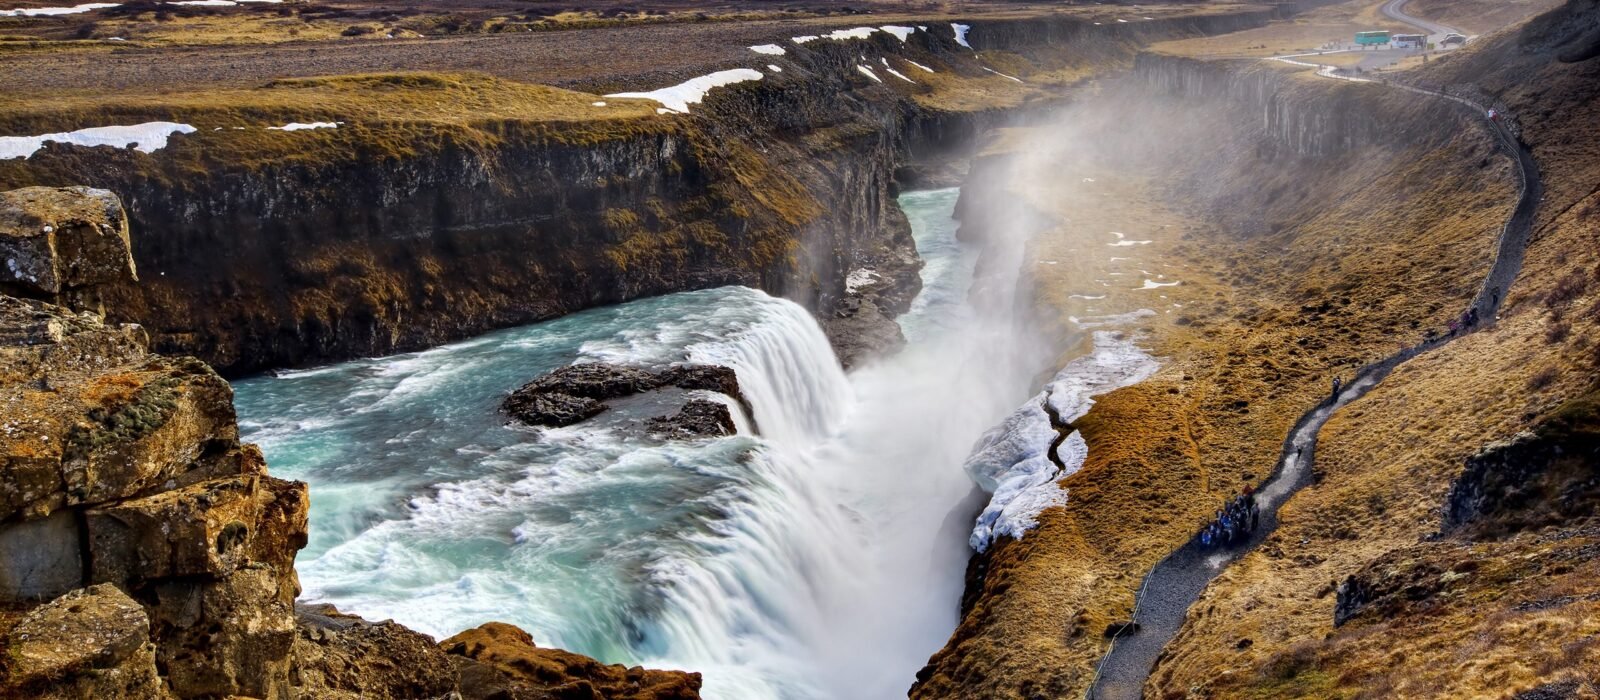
[1086,4,1542,697]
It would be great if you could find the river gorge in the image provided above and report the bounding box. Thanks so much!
[232,188,1052,699]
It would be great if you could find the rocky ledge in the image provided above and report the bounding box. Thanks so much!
[0,187,701,700]
[503,362,749,438]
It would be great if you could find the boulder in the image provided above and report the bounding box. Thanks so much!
[87,476,265,584]
[647,399,737,439]
[1,584,170,699]
[0,186,135,299]
[289,603,461,699]
[441,622,702,700]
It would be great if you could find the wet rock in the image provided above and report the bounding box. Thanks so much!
[504,391,606,427]
[823,297,907,370]
[647,399,736,439]
[524,363,661,401]
[1,584,169,699]
[503,362,747,435]
[659,364,741,398]
[442,622,701,700]
[0,186,135,302]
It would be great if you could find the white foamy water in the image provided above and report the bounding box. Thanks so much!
[236,188,1050,700]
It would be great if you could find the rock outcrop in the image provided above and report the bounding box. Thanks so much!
[0,187,701,700]
[0,186,134,313]
[442,622,702,700]
[504,362,748,436]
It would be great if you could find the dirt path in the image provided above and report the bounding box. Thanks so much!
[1084,67,1542,700]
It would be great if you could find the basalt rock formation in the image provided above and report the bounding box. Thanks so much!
[503,362,747,436]
[0,187,700,700]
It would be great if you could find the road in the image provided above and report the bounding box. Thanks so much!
[1380,0,1464,40]
[1085,41,1541,700]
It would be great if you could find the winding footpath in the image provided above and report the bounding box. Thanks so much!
[1086,15,1542,700]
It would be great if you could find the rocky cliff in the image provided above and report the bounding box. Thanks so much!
[0,8,1280,376]
[0,187,700,699]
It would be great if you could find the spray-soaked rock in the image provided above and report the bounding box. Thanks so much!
[503,362,747,436]
[647,399,737,439]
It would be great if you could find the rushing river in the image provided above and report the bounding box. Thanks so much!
[235,188,1048,699]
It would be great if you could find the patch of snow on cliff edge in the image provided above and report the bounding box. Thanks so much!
[967,329,1158,551]
[845,269,880,293]
[749,44,786,55]
[880,25,915,41]
[268,122,340,131]
[606,69,764,114]
[0,2,117,16]
[952,23,972,48]
[0,122,196,160]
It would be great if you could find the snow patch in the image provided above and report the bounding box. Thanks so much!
[951,23,972,48]
[845,269,880,293]
[791,35,819,44]
[766,64,782,73]
[906,59,936,73]
[1139,279,1180,289]
[749,44,786,55]
[880,58,914,82]
[268,121,339,131]
[855,65,882,83]
[879,25,915,41]
[606,69,763,114]
[822,26,878,40]
[0,2,116,16]
[981,66,1023,83]
[590,101,607,107]
[0,122,195,160]
[967,330,1159,550]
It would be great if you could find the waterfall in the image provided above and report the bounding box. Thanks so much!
[685,295,854,448]
[232,188,1044,700]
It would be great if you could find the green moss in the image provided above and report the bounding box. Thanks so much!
[67,373,183,455]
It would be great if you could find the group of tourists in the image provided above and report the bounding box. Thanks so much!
[1199,489,1260,550]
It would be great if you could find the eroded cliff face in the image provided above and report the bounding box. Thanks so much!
[0,8,1279,376]
[0,187,700,700]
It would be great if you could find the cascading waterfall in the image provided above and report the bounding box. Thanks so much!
[234,187,1051,700]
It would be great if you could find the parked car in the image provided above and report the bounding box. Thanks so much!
[1441,33,1468,46]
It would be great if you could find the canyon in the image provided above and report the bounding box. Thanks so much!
[3,0,1600,698]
